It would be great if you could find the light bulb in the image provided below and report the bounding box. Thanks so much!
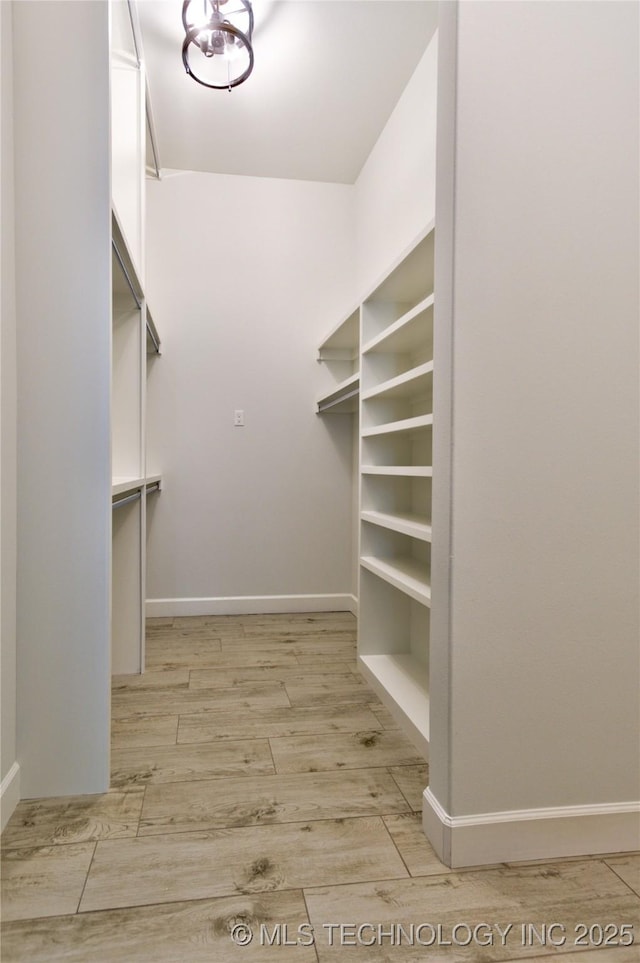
[196,28,214,56]
[223,37,241,61]
[185,0,212,30]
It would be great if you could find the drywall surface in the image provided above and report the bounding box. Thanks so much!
[0,0,18,819]
[145,171,356,606]
[13,1,111,797]
[355,33,437,296]
[111,0,144,283]
[440,0,639,815]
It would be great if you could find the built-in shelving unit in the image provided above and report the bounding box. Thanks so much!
[357,221,435,759]
[315,223,435,754]
[111,0,161,676]
[111,216,148,676]
[316,306,360,414]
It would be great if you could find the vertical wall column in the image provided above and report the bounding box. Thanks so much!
[14,1,111,797]
[425,0,640,866]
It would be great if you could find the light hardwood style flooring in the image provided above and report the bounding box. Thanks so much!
[2,612,639,961]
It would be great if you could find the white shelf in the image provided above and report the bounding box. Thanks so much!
[362,465,432,477]
[360,554,431,606]
[112,473,162,499]
[317,372,359,414]
[146,310,161,355]
[365,221,435,307]
[112,476,145,498]
[358,653,429,759]
[361,510,432,542]
[362,294,434,355]
[112,208,161,354]
[112,208,143,302]
[362,414,433,437]
[362,362,433,402]
[317,306,359,362]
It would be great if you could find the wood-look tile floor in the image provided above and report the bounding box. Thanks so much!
[2,612,639,961]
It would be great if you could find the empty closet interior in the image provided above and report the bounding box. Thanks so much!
[117,0,441,784]
[4,0,638,866]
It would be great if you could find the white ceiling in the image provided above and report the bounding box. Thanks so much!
[137,0,439,184]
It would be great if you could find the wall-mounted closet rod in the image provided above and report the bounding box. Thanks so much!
[112,490,142,510]
[145,78,162,180]
[145,482,161,495]
[112,240,142,310]
[317,388,359,413]
[146,318,160,354]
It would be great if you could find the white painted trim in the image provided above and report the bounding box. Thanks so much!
[0,762,20,832]
[146,594,356,618]
[423,788,640,868]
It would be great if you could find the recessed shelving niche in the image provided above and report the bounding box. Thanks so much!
[313,221,435,756]
[358,220,435,759]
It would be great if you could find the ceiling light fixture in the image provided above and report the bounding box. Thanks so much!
[182,0,254,91]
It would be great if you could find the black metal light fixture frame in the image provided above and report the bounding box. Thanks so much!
[182,0,254,90]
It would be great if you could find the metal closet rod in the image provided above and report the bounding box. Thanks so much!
[146,321,160,354]
[112,240,142,309]
[112,239,159,354]
[317,387,359,413]
[145,80,161,180]
[146,482,161,495]
[112,490,142,510]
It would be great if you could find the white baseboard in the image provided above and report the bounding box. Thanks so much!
[423,787,640,868]
[0,762,21,832]
[146,594,357,618]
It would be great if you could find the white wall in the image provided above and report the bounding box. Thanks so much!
[13,1,112,797]
[0,0,19,828]
[111,0,145,283]
[145,171,356,611]
[355,33,438,295]
[429,0,639,845]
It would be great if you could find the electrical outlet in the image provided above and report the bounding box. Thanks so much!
[234,409,245,427]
